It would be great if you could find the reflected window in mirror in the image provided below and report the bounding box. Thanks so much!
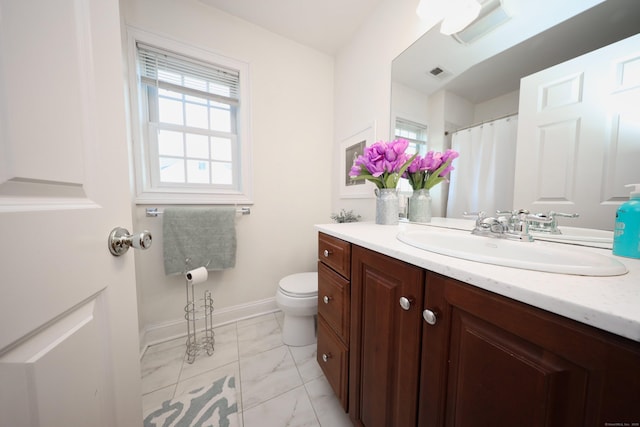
[395,118,427,195]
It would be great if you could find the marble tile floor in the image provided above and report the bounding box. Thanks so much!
[140,311,352,427]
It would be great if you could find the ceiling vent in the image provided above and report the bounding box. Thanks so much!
[452,0,510,44]
[428,66,451,80]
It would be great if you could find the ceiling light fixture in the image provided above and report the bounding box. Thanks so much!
[416,0,483,36]
[451,0,510,44]
[440,0,482,35]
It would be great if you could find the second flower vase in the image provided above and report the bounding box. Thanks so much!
[408,189,432,223]
[375,188,399,225]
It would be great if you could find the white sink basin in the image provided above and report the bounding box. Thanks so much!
[397,229,627,276]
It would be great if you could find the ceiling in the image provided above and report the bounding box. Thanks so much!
[393,0,640,104]
[444,0,640,103]
[198,0,384,55]
[196,0,640,103]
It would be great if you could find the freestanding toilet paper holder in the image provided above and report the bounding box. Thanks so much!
[183,258,214,364]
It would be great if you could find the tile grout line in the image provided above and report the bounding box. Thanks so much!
[287,344,323,426]
[172,344,188,399]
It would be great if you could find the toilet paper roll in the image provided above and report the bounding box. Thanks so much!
[185,266,208,284]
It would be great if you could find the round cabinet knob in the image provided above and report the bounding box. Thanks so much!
[322,353,331,362]
[323,249,331,257]
[323,296,331,304]
[422,309,438,325]
[399,296,413,310]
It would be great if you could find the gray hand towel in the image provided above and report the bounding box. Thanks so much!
[162,207,237,275]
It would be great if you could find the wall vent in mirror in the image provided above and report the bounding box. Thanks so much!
[428,66,451,79]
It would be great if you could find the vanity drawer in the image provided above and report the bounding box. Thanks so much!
[318,233,351,279]
[317,316,349,410]
[318,261,350,344]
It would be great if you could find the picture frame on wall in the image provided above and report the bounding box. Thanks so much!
[339,123,376,198]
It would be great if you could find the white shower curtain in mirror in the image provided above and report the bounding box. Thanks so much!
[446,115,518,218]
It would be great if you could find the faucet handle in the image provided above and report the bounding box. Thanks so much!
[470,215,507,236]
[463,211,485,218]
[463,211,487,221]
[526,213,554,224]
[532,211,579,221]
[482,217,507,233]
[529,211,578,234]
[549,211,579,219]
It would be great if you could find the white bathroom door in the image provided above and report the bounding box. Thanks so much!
[0,1,143,426]
[514,33,640,229]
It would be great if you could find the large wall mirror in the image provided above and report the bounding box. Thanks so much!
[391,0,640,229]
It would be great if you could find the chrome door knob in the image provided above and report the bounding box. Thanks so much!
[323,249,331,257]
[399,296,413,310]
[422,309,437,325]
[323,296,331,304]
[322,353,331,362]
[108,227,152,256]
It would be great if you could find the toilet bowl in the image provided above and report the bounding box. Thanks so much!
[275,272,318,346]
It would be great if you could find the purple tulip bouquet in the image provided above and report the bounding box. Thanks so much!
[403,149,459,190]
[348,139,417,189]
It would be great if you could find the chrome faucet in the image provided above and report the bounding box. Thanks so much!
[528,211,579,234]
[466,209,555,242]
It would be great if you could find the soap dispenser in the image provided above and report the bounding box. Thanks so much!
[613,183,640,259]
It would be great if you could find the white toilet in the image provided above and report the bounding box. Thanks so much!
[275,272,318,346]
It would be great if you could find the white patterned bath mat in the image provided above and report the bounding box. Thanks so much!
[143,375,239,427]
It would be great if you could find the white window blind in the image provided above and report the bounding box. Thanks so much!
[395,118,428,147]
[129,31,252,205]
[137,43,240,106]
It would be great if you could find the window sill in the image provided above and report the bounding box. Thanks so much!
[134,191,253,206]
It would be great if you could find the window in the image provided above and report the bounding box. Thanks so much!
[395,118,428,194]
[129,31,251,204]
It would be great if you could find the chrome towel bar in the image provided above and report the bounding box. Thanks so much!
[145,207,250,217]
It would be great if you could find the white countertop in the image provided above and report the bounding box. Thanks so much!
[315,220,640,343]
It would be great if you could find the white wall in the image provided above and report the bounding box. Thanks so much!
[332,0,605,219]
[391,82,430,127]
[474,90,519,123]
[332,0,434,220]
[121,0,334,345]
[443,91,474,129]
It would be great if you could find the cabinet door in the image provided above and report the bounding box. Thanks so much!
[350,246,424,427]
[420,272,640,427]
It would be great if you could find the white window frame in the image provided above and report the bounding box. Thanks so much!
[395,117,428,195]
[127,28,252,205]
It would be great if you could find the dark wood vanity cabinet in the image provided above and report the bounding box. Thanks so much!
[317,233,351,410]
[349,245,425,427]
[420,272,640,427]
[317,236,640,426]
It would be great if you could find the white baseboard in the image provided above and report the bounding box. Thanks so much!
[139,297,279,356]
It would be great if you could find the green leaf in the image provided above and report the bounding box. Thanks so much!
[425,159,452,190]
[350,173,384,188]
[409,170,425,190]
[398,153,418,177]
[384,173,399,188]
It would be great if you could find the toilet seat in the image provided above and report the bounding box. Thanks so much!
[278,272,317,298]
